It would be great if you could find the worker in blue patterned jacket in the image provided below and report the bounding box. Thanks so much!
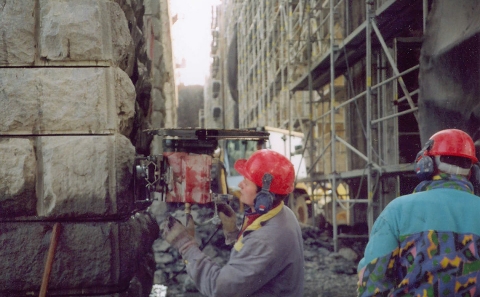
[357,128,480,296]
[160,149,304,297]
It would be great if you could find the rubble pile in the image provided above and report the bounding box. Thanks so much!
[151,204,365,297]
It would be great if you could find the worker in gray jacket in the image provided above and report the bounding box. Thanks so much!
[161,149,305,297]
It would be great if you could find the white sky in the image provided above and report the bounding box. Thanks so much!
[171,0,221,86]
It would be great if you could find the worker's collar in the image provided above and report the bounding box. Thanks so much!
[413,173,473,194]
[234,202,284,252]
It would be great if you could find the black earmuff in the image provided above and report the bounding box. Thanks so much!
[414,139,434,181]
[254,173,275,214]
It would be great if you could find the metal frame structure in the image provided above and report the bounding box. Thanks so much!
[210,0,428,251]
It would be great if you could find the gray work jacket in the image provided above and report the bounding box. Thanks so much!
[183,203,305,297]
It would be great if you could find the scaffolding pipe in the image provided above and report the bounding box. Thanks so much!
[335,199,371,204]
[336,136,382,171]
[366,0,374,233]
[307,140,332,174]
[371,20,417,114]
[397,89,419,103]
[381,47,400,182]
[283,1,295,173]
[329,0,338,252]
[371,107,419,125]
[333,64,419,112]
[378,50,386,173]
[307,1,316,182]
[230,0,423,249]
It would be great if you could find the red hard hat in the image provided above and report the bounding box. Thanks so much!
[234,149,295,194]
[427,129,478,162]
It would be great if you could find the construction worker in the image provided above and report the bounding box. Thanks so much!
[357,129,480,296]
[160,149,305,297]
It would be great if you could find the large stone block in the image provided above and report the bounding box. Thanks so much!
[0,67,135,136]
[39,0,133,64]
[37,134,135,218]
[0,0,133,67]
[0,0,36,65]
[0,138,36,217]
[0,134,135,219]
[0,213,158,294]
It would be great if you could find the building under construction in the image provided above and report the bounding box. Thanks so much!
[203,0,480,250]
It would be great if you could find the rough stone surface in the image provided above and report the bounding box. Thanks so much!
[115,134,137,212]
[418,0,480,143]
[39,0,132,64]
[108,1,136,74]
[0,213,158,293]
[36,134,134,218]
[0,138,36,217]
[115,68,137,137]
[0,0,175,295]
[0,68,121,135]
[38,136,109,217]
[144,0,160,17]
[0,0,36,64]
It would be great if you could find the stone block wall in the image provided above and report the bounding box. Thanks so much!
[0,0,176,296]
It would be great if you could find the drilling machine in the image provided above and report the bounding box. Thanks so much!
[133,128,269,225]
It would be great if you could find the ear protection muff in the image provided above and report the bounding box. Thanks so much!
[254,173,275,214]
[415,139,435,181]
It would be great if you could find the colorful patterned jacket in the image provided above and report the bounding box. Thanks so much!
[357,175,480,296]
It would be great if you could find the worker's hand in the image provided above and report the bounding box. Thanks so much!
[160,215,198,255]
[217,203,240,245]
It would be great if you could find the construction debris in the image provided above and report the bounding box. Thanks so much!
[151,204,365,297]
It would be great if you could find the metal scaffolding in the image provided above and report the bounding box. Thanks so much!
[210,0,427,251]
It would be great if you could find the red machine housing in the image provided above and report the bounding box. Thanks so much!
[164,152,212,204]
[133,128,270,207]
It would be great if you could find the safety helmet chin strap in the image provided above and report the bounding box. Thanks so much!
[435,156,471,176]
